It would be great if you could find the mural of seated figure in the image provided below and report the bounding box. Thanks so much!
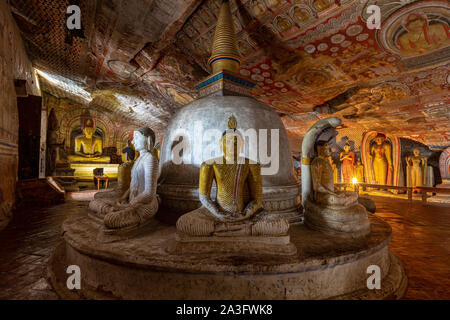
[89,127,159,233]
[176,116,294,254]
[304,141,370,239]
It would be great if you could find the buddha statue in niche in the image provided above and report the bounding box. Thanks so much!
[89,127,159,230]
[293,7,310,25]
[340,141,355,183]
[304,141,370,238]
[176,116,289,237]
[68,119,110,163]
[369,133,392,185]
[312,0,335,12]
[276,16,293,33]
[406,148,427,188]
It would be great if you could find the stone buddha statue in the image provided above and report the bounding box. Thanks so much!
[406,148,427,188]
[304,141,370,238]
[68,119,110,163]
[89,127,159,230]
[176,116,290,237]
[313,0,334,12]
[369,133,392,185]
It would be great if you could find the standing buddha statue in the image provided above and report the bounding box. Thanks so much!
[369,133,392,185]
[355,158,364,183]
[340,141,355,183]
[406,148,427,188]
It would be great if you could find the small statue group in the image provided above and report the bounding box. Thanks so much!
[89,117,290,247]
[340,141,365,184]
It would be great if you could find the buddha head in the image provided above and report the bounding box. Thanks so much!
[374,133,386,145]
[221,115,244,161]
[133,127,155,152]
[344,141,351,152]
[413,148,420,157]
[83,120,95,139]
[316,141,331,158]
[357,158,362,165]
[405,14,427,32]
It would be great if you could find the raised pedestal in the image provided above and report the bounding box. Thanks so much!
[48,210,407,300]
[304,197,371,239]
[175,232,297,256]
[70,163,119,181]
[428,179,450,205]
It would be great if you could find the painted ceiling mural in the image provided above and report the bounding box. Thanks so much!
[9,0,450,148]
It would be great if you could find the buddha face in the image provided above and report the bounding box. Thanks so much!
[132,131,147,152]
[83,126,95,139]
[406,17,426,32]
[317,142,331,158]
[344,144,350,152]
[413,149,420,157]
[222,133,243,160]
[375,136,385,145]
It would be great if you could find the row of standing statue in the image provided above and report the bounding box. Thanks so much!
[314,134,429,188]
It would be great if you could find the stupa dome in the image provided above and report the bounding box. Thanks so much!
[157,95,302,224]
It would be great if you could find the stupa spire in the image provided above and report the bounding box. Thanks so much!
[208,0,241,74]
[195,0,255,97]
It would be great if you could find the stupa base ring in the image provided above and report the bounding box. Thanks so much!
[48,213,406,300]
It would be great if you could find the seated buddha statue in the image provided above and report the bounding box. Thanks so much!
[89,127,159,231]
[176,116,290,237]
[304,141,370,238]
[68,120,110,163]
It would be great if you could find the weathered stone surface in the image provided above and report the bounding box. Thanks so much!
[48,210,406,299]
[4,197,449,300]
[358,197,377,213]
[0,1,39,231]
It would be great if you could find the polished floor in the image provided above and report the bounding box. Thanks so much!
[0,197,448,300]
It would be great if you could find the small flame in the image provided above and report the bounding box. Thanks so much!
[352,177,358,184]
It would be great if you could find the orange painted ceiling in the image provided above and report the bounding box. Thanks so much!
[10,0,450,147]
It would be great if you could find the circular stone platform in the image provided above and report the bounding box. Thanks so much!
[48,211,407,300]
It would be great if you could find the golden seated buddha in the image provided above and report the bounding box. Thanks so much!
[176,116,289,237]
[68,122,110,163]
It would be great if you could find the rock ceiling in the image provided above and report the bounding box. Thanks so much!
[10,0,450,147]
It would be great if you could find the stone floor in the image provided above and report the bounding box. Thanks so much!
[0,196,448,300]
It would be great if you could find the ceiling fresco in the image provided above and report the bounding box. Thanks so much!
[9,0,450,147]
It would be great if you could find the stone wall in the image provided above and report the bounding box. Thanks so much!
[0,2,39,231]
